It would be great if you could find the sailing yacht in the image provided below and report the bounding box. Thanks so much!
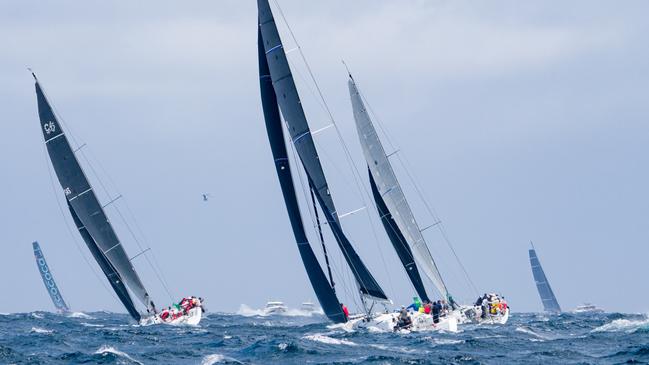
[529,243,561,313]
[32,73,202,325]
[347,74,509,327]
[257,0,392,326]
[32,241,70,313]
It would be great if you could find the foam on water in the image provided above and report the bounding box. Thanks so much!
[201,353,243,364]
[68,312,93,319]
[1,311,647,364]
[237,304,323,318]
[95,345,142,365]
[30,327,53,334]
[304,334,358,346]
[592,317,649,333]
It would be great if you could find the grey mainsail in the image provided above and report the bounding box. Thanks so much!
[32,241,70,313]
[348,76,449,300]
[258,28,347,323]
[529,244,561,313]
[33,74,155,320]
[258,0,388,303]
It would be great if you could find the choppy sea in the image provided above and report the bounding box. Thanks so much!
[1,308,648,364]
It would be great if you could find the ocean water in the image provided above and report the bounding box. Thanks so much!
[1,310,649,364]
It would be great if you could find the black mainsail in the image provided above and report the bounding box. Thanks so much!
[258,0,388,305]
[33,74,155,321]
[529,243,561,313]
[258,29,346,323]
[368,171,430,303]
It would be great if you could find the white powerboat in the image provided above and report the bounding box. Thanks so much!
[573,303,604,313]
[300,301,318,313]
[264,301,288,315]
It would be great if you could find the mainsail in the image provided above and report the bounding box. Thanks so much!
[258,29,346,323]
[348,76,449,300]
[32,241,70,313]
[258,0,388,303]
[529,244,561,313]
[33,74,155,321]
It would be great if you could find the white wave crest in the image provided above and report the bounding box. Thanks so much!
[95,345,142,365]
[237,304,323,317]
[592,318,649,333]
[515,326,550,341]
[30,312,44,319]
[68,312,93,319]
[201,353,243,364]
[81,322,104,327]
[30,327,53,334]
[303,334,358,346]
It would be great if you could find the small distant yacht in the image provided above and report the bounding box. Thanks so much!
[300,301,317,313]
[573,303,604,313]
[264,301,288,315]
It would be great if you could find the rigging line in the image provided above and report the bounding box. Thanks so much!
[80,147,175,298]
[287,129,359,311]
[77,149,175,302]
[39,75,175,303]
[354,76,479,298]
[41,145,118,304]
[395,152,479,297]
[273,3,391,310]
[283,119,377,303]
[309,184,335,290]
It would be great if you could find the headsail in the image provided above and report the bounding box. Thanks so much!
[33,74,155,320]
[368,171,430,303]
[32,241,70,313]
[348,76,449,300]
[258,0,388,302]
[258,28,347,323]
[529,244,561,313]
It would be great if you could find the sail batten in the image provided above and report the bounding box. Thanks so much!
[348,77,449,300]
[258,26,347,323]
[34,78,154,320]
[32,241,70,313]
[258,0,388,302]
[529,247,561,313]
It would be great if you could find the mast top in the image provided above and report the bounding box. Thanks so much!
[28,67,38,81]
[341,60,353,80]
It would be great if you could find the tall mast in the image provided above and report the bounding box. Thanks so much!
[33,74,155,320]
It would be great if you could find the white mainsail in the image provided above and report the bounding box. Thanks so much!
[349,77,449,299]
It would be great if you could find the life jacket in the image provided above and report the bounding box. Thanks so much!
[424,304,431,314]
[160,311,169,320]
[342,305,349,318]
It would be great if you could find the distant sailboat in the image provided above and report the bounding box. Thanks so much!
[257,0,389,324]
[529,242,561,313]
[32,241,70,313]
[32,73,202,324]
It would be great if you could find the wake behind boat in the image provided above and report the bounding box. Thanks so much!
[31,72,203,326]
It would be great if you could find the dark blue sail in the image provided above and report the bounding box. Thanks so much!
[258,0,388,301]
[258,29,347,323]
[33,75,154,321]
[68,201,142,321]
[368,171,430,303]
[32,241,70,313]
[529,246,561,313]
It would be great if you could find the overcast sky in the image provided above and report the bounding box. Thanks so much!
[2,0,649,315]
